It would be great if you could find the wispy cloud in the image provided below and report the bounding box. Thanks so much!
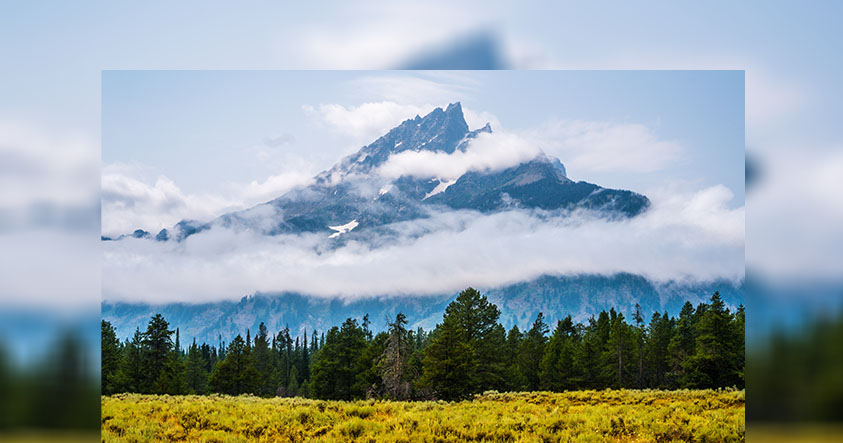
[525,120,683,175]
[346,74,477,105]
[377,131,541,180]
[102,185,744,304]
[101,163,312,236]
[303,101,436,142]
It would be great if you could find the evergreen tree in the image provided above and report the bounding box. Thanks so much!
[380,313,412,400]
[540,315,577,391]
[141,314,179,394]
[358,331,388,397]
[604,309,635,388]
[684,292,741,388]
[668,302,696,386]
[421,314,474,401]
[208,335,259,395]
[310,318,367,400]
[632,304,646,387]
[118,329,144,393]
[645,312,675,388]
[362,313,373,341]
[287,366,299,396]
[735,304,745,385]
[450,288,507,391]
[106,289,745,399]
[504,325,526,391]
[519,312,548,391]
[101,320,122,395]
[184,339,209,394]
[252,322,275,397]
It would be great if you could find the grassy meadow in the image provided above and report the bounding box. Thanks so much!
[101,389,744,442]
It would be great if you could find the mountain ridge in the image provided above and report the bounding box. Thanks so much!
[103,273,745,345]
[103,102,649,242]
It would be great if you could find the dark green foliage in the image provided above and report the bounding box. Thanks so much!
[101,320,122,395]
[252,322,275,397]
[645,312,675,388]
[310,318,368,400]
[519,312,548,390]
[184,339,209,394]
[107,289,744,400]
[504,325,527,391]
[603,309,636,388]
[683,292,742,388]
[443,287,507,392]
[208,335,259,395]
[421,313,474,401]
[540,316,577,391]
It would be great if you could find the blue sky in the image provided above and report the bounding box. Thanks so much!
[102,70,744,232]
[1,0,840,322]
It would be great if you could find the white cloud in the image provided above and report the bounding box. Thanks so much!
[747,149,843,282]
[292,3,498,69]
[525,120,683,175]
[375,118,680,182]
[102,185,744,304]
[0,228,99,310]
[347,73,480,105]
[228,171,315,207]
[304,101,436,142]
[101,163,312,237]
[378,132,541,181]
[462,107,501,131]
[377,131,542,181]
[0,120,97,209]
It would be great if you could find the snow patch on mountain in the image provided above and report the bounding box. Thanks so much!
[423,179,458,200]
[328,219,359,238]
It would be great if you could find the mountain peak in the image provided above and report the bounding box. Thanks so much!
[445,101,463,114]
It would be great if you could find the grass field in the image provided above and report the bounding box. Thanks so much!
[101,389,744,442]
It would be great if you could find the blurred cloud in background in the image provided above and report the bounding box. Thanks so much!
[1,0,841,440]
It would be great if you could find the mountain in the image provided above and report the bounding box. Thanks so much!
[102,274,744,344]
[101,102,735,345]
[107,102,648,242]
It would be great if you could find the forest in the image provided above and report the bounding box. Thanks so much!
[101,288,744,401]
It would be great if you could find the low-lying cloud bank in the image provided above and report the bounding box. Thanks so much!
[377,131,542,181]
[102,185,744,305]
[101,163,313,237]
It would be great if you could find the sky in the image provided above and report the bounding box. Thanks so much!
[96,70,746,304]
[0,0,840,312]
[101,70,744,237]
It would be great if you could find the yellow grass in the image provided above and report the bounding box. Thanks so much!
[101,389,744,442]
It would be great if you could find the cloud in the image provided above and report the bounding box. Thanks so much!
[747,149,843,282]
[0,119,100,310]
[525,120,683,175]
[262,133,296,148]
[304,101,436,142]
[347,74,477,105]
[0,120,97,210]
[101,163,312,237]
[375,117,680,182]
[462,107,501,132]
[377,131,541,181]
[227,170,315,206]
[102,185,744,304]
[292,3,498,69]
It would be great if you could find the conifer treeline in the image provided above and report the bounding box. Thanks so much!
[102,288,744,401]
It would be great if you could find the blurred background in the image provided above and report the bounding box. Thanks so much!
[1,1,841,441]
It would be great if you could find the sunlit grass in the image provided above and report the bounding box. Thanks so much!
[102,389,744,442]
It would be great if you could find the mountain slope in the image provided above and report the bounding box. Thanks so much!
[102,274,744,345]
[111,102,648,242]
